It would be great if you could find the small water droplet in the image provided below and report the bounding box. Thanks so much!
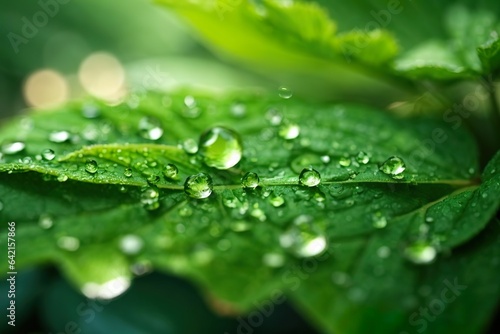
[339,156,351,167]
[41,149,56,161]
[138,116,163,140]
[299,168,321,187]
[1,141,25,155]
[119,234,144,255]
[57,175,68,182]
[269,193,285,207]
[278,123,300,139]
[380,156,406,178]
[57,236,80,251]
[356,151,370,164]
[278,86,293,99]
[184,173,213,199]
[230,103,246,118]
[321,155,331,163]
[178,206,193,217]
[124,168,133,177]
[85,159,98,174]
[241,172,259,189]
[266,108,283,125]
[372,212,387,229]
[184,95,196,108]
[262,252,285,268]
[198,127,242,169]
[21,156,32,164]
[141,187,160,210]
[404,241,436,264]
[49,130,70,143]
[39,214,53,229]
[183,138,198,154]
[163,163,178,180]
[280,215,327,258]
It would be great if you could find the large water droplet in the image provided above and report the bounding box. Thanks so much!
[163,163,178,180]
[85,159,98,174]
[184,173,213,199]
[141,187,160,210]
[198,127,242,169]
[119,234,144,255]
[380,156,406,178]
[299,168,321,187]
[278,123,300,139]
[138,116,163,140]
[41,149,56,161]
[404,241,436,264]
[241,172,259,189]
[278,86,293,99]
[1,141,25,155]
[49,130,70,143]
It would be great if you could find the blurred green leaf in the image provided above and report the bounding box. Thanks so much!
[0,91,498,333]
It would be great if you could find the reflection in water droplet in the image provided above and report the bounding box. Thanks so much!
[198,127,242,169]
[380,156,406,178]
[119,234,144,255]
[85,159,98,174]
[49,130,70,143]
[279,123,300,139]
[404,241,436,264]
[57,236,80,251]
[241,172,259,189]
[1,141,26,155]
[299,168,321,187]
[163,163,178,180]
[42,149,56,161]
[266,108,283,126]
[138,116,163,140]
[278,86,293,99]
[184,173,213,199]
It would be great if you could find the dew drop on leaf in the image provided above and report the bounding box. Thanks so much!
[57,175,68,182]
[266,108,283,126]
[85,159,98,174]
[356,151,370,164]
[57,236,80,251]
[230,103,246,118]
[299,167,321,187]
[339,156,351,167]
[49,130,70,143]
[38,214,53,229]
[141,187,160,211]
[241,172,259,189]
[138,116,163,140]
[279,123,300,139]
[183,138,199,154]
[280,215,327,258]
[1,141,25,155]
[269,193,285,207]
[119,234,144,255]
[41,149,55,161]
[163,163,178,180]
[124,168,133,178]
[278,86,293,99]
[372,212,388,229]
[198,126,243,169]
[184,173,213,199]
[380,156,406,178]
[404,241,436,264]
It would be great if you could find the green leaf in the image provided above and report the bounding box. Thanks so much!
[0,90,497,333]
[393,5,500,79]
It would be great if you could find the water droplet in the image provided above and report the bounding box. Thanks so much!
[138,116,163,140]
[182,95,201,118]
[250,204,267,221]
[230,103,246,118]
[377,246,391,258]
[280,215,327,257]
[269,193,285,207]
[57,236,80,251]
[81,276,130,300]
[119,234,144,255]
[198,126,242,169]
[356,151,370,164]
[321,155,331,163]
[372,212,387,229]
[278,123,300,139]
[266,108,283,125]
[85,159,98,174]
[299,168,321,187]
[38,214,53,229]
[263,252,285,268]
[49,130,70,143]
[141,187,160,210]
[1,141,25,155]
[278,86,293,99]
[380,156,406,178]
[22,156,32,164]
[41,149,55,161]
[241,172,259,189]
[163,163,178,180]
[57,175,68,182]
[147,174,160,184]
[184,95,196,108]
[183,138,198,154]
[124,168,133,177]
[184,173,213,199]
[339,156,351,167]
[404,241,436,264]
